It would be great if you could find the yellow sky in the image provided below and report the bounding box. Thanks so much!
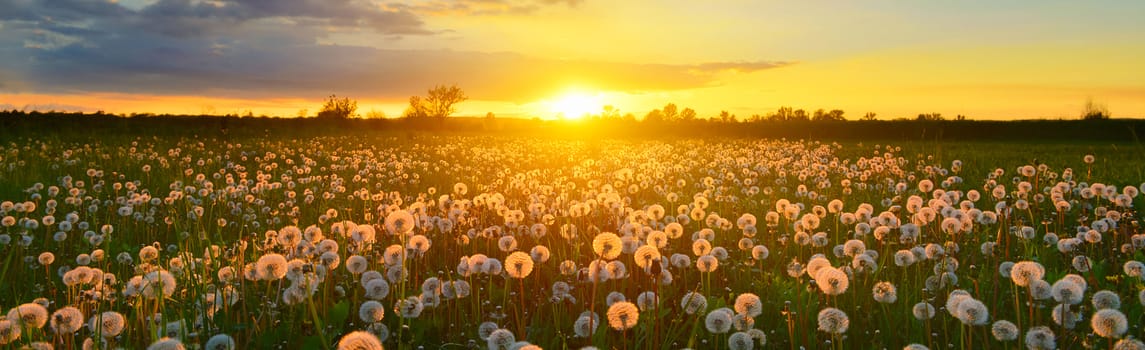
[2,1,1143,120]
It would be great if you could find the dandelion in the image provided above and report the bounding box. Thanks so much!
[1124,260,1144,279]
[49,306,85,334]
[912,302,935,320]
[732,313,754,331]
[1115,339,1145,350]
[88,311,126,337]
[992,320,1018,341]
[751,245,769,260]
[1029,279,1052,300]
[682,292,708,315]
[728,331,754,350]
[593,232,623,260]
[1071,255,1091,273]
[894,250,916,267]
[1051,304,1080,329]
[346,255,368,274]
[705,308,733,334]
[955,298,989,325]
[505,251,534,279]
[815,267,849,296]
[140,245,160,262]
[38,252,54,266]
[696,254,719,273]
[384,210,415,235]
[630,291,657,312]
[692,239,713,256]
[872,281,897,304]
[633,245,661,270]
[337,331,384,350]
[1091,309,1128,338]
[1024,326,1056,350]
[7,303,49,329]
[487,329,515,350]
[1092,290,1121,310]
[359,300,385,323]
[147,337,185,350]
[1009,261,1045,287]
[817,307,849,334]
[1050,279,1083,305]
[530,245,551,263]
[395,296,424,318]
[573,316,597,338]
[0,319,19,345]
[205,334,236,350]
[734,293,762,317]
[255,253,288,281]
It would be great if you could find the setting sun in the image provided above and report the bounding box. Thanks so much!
[548,92,602,120]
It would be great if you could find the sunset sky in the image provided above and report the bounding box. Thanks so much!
[1,0,1143,120]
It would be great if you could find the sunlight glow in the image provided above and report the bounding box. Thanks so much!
[548,92,602,120]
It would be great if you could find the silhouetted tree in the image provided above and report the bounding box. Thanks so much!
[680,107,697,121]
[404,85,467,118]
[791,109,809,121]
[425,85,467,118]
[916,113,944,121]
[718,110,737,123]
[644,108,664,123]
[317,94,357,119]
[812,109,845,121]
[770,106,795,121]
[662,103,678,121]
[861,112,877,121]
[1082,98,1110,120]
[402,96,429,118]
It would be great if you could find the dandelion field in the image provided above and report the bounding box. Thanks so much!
[1,132,1145,350]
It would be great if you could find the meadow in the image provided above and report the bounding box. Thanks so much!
[1,126,1144,350]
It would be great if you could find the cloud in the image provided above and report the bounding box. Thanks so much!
[0,0,789,104]
[0,102,93,112]
[397,0,585,16]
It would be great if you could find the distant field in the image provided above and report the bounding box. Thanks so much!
[0,123,1143,349]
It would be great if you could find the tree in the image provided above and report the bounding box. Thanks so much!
[770,106,794,121]
[812,109,827,121]
[718,110,737,123]
[812,109,845,122]
[403,96,429,118]
[644,108,664,123]
[317,94,357,119]
[826,109,845,121]
[791,109,809,121]
[680,107,697,121]
[1081,98,1110,120]
[861,112,877,121]
[916,113,944,121]
[403,85,468,118]
[425,85,467,118]
[662,103,679,122]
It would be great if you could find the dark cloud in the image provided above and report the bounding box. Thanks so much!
[400,0,585,16]
[0,0,789,103]
[0,102,94,112]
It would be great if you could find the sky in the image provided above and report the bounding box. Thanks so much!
[1,0,1143,120]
